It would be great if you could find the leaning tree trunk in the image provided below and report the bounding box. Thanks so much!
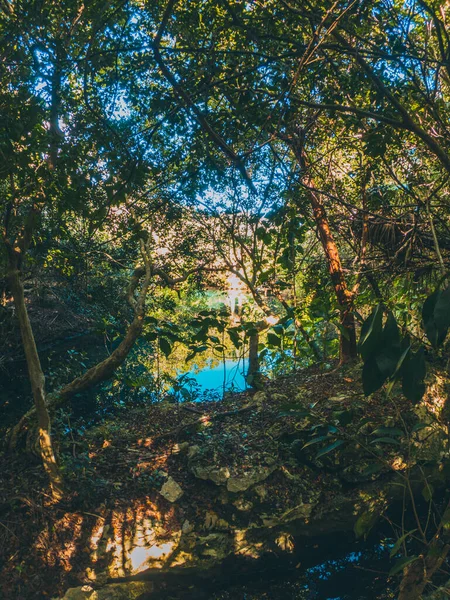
[9,241,153,446]
[7,261,64,500]
[289,141,357,363]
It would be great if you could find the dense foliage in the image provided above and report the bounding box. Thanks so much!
[1,1,450,598]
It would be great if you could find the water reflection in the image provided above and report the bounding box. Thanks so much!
[181,357,250,396]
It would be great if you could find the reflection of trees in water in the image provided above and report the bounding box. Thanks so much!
[134,334,248,401]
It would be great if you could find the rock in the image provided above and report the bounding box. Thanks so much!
[84,569,107,586]
[204,511,230,530]
[191,465,230,485]
[159,477,183,502]
[281,503,313,522]
[261,515,280,527]
[233,498,253,511]
[187,444,200,459]
[57,582,152,600]
[253,391,267,405]
[182,519,194,534]
[198,533,233,560]
[271,393,287,402]
[328,394,347,403]
[254,485,268,500]
[227,466,276,493]
[259,503,313,529]
[173,442,190,454]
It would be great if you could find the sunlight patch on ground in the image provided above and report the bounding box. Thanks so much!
[130,541,176,571]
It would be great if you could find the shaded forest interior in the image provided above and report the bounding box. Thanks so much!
[2,1,450,598]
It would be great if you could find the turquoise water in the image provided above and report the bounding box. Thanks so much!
[181,357,250,395]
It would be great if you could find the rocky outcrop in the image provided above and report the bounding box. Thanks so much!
[226,466,277,492]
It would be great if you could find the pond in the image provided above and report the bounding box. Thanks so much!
[174,356,250,398]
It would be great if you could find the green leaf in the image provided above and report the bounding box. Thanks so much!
[159,337,172,358]
[144,331,158,342]
[354,510,379,539]
[180,388,191,400]
[302,435,330,449]
[385,344,411,396]
[401,347,426,404]
[359,304,383,360]
[388,556,419,576]
[227,329,242,348]
[361,462,385,477]
[371,427,403,437]
[267,333,282,347]
[272,324,284,335]
[375,348,402,379]
[434,286,450,333]
[389,530,417,558]
[362,355,386,396]
[333,409,354,426]
[411,422,430,433]
[441,506,450,530]
[422,483,434,502]
[370,437,401,446]
[193,327,208,342]
[423,290,446,347]
[382,311,400,347]
[315,439,345,458]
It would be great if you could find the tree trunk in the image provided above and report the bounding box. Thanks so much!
[8,243,153,453]
[7,261,64,501]
[289,141,357,363]
[58,311,147,402]
[309,189,357,362]
[398,542,449,600]
[247,332,259,388]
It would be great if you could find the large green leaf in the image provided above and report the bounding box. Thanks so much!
[315,439,345,458]
[375,347,402,379]
[388,556,419,576]
[382,311,400,347]
[159,337,172,358]
[370,437,401,445]
[389,530,417,558]
[227,329,242,348]
[434,286,450,336]
[302,435,330,449]
[359,305,384,360]
[401,347,426,404]
[354,510,379,539]
[362,355,386,396]
[423,289,448,347]
[267,333,282,347]
[371,427,403,437]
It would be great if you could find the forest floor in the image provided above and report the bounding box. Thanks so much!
[0,361,448,599]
